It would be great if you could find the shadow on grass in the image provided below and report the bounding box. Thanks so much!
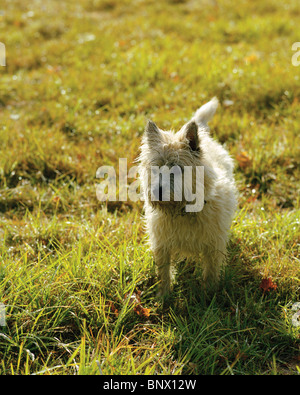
[150,238,300,374]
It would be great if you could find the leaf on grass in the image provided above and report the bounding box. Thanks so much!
[244,54,258,64]
[236,151,252,170]
[246,195,258,203]
[126,291,150,319]
[134,305,151,318]
[259,277,278,293]
[118,40,127,47]
[107,301,119,317]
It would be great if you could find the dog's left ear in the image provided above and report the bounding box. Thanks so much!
[184,121,199,152]
[145,120,161,143]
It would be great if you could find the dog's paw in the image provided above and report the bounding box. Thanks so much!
[156,285,171,302]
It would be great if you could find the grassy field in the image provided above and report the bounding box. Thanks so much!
[0,0,299,375]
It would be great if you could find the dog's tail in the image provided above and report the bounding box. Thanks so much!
[193,97,218,125]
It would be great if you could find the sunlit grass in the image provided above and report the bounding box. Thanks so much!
[0,0,299,375]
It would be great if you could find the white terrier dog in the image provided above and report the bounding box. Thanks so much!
[138,98,237,297]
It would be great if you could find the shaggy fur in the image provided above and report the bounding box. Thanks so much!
[138,98,237,297]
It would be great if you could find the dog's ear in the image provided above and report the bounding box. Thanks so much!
[145,120,161,143]
[184,121,199,152]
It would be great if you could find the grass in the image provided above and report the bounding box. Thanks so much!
[0,0,299,375]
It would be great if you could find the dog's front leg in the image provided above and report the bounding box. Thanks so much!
[153,246,171,298]
[202,237,227,290]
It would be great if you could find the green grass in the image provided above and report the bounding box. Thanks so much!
[0,0,299,375]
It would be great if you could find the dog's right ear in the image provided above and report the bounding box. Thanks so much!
[184,121,199,152]
[145,120,161,143]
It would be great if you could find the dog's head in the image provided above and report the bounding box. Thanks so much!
[138,98,218,213]
[142,120,201,210]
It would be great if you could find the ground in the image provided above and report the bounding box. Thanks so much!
[0,0,299,374]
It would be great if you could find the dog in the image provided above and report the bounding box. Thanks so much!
[138,97,237,297]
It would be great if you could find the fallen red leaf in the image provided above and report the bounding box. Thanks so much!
[126,292,150,318]
[107,301,119,317]
[259,277,278,293]
[134,305,150,318]
[236,151,252,170]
